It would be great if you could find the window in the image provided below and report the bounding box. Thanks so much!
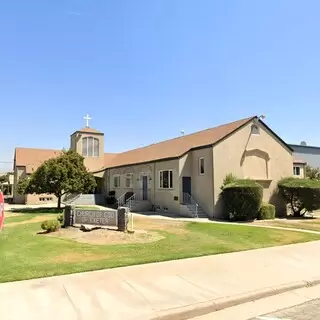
[113,175,120,188]
[82,137,99,157]
[293,166,301,176]
[199,157,205,175]
[159,170,173,189]
[251,124,260,135]
[125,173,133,188]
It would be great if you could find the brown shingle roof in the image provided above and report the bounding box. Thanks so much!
[293,158,307,164]
[74,127,103,134]
[104,153,118,167]
[15,148,62,174]
[105,116,255,169]
[15,116,257,173]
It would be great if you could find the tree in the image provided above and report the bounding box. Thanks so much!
[305,165,320,180]
[278,177,320,217]
[18,150,97,208]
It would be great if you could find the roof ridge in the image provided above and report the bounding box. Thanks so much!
[116,116,255,154]
[15,147,61,151]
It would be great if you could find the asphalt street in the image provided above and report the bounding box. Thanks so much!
[251,298,320,320]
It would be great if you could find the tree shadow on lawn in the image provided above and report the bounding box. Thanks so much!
[10,207,63,214]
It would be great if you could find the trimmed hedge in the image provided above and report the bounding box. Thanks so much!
[221,179,263,221]
[258,203,275,220]
[278,177,320,217]
[41,220,61,233]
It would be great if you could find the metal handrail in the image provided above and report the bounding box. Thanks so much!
[117,193,126,207]
[62,193,80,204]
[125,193,138,210]
[183,192,199,218]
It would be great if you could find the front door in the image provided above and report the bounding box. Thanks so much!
[142,176,148,200]
[182,177,191,203]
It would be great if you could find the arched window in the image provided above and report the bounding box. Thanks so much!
[82,137,99,157]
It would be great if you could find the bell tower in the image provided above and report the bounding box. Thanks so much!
[70,114,105,172]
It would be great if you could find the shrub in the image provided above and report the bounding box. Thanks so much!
[258,203,275,220]
[57,214,64,224]
[41,220,61,233]
[221,179,263,221]
[306,165,320,180]
[221,173,238,191]
[278,177,320,217]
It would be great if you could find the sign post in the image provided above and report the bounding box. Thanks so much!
[0,192,4,231]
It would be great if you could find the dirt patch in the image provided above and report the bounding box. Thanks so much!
[133,215,187,234]
[50,252,107,263]
[4,213,24,218]
[6,215,53,227]
[45,227,165,245]
[251,218,320,232]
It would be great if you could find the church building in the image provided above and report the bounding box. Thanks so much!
[13,115,299,218]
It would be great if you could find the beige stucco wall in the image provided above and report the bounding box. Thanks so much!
[13,166,27,204]
[213,120,293,217]
[26,193,58,205]
[154,160,180,213]
[107,159,180,214]
[179,147,214,215]
[13,166,58,205]
[70,131,105,172]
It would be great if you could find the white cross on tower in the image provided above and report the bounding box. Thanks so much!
[83,114,92,127]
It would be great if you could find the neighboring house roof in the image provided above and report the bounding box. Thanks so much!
[293,158,307,164]
[289,143,320,150]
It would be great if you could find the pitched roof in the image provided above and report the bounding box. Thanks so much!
[15,147,118,174]
[73,127,103,134]
[104,153,118,167]
[16,116,279,173]
[104,116,255,169]
[14,148,62,173]
[293,158,307,164]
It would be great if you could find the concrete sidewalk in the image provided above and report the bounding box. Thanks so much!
[2,241,320,320]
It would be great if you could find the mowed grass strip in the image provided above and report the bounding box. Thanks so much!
[1,213,320,283]
[254,219,320,233]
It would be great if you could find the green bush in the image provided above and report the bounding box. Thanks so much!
[41,220,61,233]
[221,173,238,191]
[57,214,64,224]
[221,179,263,221]
[258,203,275,220]
[278,177,320,217]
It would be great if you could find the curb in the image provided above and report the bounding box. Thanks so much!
[151,278,320,320]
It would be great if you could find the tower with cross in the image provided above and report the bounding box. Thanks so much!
[69,114,105,170]
[83,114,92,128]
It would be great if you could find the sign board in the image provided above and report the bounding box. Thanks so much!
[73,209,118,227]
[0,192,4,231]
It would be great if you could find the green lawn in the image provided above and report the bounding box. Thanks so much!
[254,219,320,233]
[1,211,320,283]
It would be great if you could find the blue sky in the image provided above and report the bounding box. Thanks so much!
[1,0,320,171]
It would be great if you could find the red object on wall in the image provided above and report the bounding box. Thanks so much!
[0,192,4,230]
